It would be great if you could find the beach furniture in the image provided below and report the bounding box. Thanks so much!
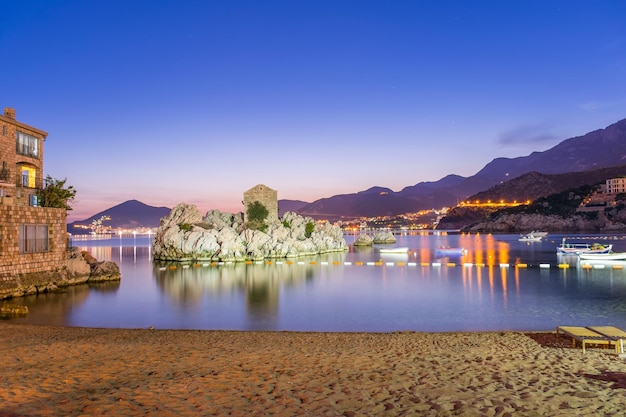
[587,326,626,354]
[556,326,618,353]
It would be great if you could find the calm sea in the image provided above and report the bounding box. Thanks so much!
[5,232,626,332]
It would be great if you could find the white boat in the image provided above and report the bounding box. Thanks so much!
[379,247,409,254]
[556,238,612,255]
[435,247,467,256]
[519,232,542,242]
[579,251,626,261]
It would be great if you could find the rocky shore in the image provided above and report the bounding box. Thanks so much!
[0,248,120,300]
[1,324,626,416]
[438,205,626,233]
[464,212,626,233]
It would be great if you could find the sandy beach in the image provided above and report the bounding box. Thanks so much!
[1,324,626,416]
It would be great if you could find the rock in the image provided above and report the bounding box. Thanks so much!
[87,261,121,282]
[373,231,396,244]
[78,250,121,282]
[153,204,348,262]
[65,256,91,278]
[217,227,246,262]
[353,234,373,246]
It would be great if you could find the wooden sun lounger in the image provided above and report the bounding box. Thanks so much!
[556,326,618,353]
[587,326,626,353]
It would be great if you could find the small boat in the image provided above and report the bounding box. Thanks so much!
[379,247,409,254]
[519,232,542,242]
[435,247,467,256]
[556,238,612,255]
[579,251,626,261]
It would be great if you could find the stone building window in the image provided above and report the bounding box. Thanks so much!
[2,125,5,136]
[18,165,36,188]
[16,131,39,158]
[0,161,8,182]
[19,224,49,254]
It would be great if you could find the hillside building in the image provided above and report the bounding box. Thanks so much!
[0,107,68,296]
[606,177,626,194]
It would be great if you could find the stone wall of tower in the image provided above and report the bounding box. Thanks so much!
[243,184,278,223]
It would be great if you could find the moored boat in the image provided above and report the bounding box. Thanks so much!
[378,247,409,254]
[557,238,612,255]
[578,251,626,261]
[435,247,467,256]
[519,232,543,242]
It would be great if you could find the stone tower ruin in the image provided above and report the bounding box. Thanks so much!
[243,184,278,223]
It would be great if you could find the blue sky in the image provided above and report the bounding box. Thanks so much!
[2,1,625,221]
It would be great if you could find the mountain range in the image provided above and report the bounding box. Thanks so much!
[69,117,626,229]
[294,118,626,219]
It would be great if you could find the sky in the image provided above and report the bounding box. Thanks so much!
[2,1,626,222]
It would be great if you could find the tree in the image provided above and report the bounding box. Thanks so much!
[37,176,76,210]
[246,201,269,232]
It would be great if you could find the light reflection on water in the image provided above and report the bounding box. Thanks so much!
[5,233,626,332]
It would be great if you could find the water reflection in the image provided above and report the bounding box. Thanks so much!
[5,233,626,331]
[8,280,121,326]
[356,233,513,267]
[154,260,324,303]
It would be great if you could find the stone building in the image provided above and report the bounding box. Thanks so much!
[0,107,72,298]
[0,107,46,203]
[243,184,278,223]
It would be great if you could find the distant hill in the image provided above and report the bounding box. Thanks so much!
[436,163,626,230]
[278,199,309,216]
[294,187,415,220]
[295,118,626,219]
[68,200,171,234]
[470,164,626,203]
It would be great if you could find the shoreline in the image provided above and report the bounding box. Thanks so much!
[2,323,626,416]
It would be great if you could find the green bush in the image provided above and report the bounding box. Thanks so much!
[178,223,193,232]
[305,222,315,238]
[247,201,269,232]
[36,176,76,210]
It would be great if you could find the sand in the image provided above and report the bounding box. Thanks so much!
[1,324,626,416]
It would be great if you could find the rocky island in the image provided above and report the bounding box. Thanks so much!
[152,203,347,262]
[152,185,348,262]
